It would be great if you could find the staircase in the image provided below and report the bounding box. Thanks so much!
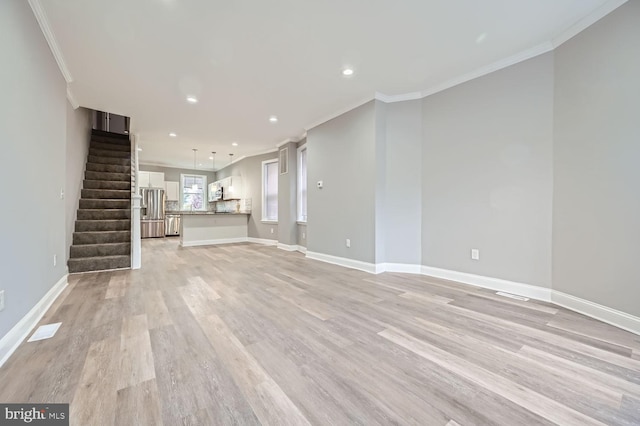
[68,130,132,273]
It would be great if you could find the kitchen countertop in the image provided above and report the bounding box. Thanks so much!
[166,211,251,215]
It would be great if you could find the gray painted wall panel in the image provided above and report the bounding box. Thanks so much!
[278,142,298,246]
[552,1,640,316]
[383,100,422,265]
[0,1,67,337]
[421,53,554,287]
[65,106,91,261]
[307,101,377,263]
[216,152,279,240]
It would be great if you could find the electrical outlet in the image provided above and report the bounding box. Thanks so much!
[346,239,351,248]
[0,290,5,312]
[60,188,64,200]
[270,228,274,234]
[53,254,57,267]
[471,249,480,260]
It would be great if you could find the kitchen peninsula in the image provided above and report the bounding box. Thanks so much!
[176,211,251,247]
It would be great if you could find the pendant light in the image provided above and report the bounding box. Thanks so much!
[192,149,198,190]
[211,151,216,171]
[228,153,235,192]
[229,153,234,164]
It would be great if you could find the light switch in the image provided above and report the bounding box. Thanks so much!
[317,180,323,189]
[471,249,480,260]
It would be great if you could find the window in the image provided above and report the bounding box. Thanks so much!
[181,174,207,211]
[297,146,307,222]
[262,159,278,221]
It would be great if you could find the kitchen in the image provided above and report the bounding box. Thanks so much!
[138,167,253,247]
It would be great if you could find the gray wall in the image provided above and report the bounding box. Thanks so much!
[307,101,378,263]
[65,106,91,261]
[277,142,298,246]
[383,100,423,265]
[421,53,554,287]
[216,152,279,240]
[297,224,307,247]
[552,1,640,316]
[0,0,67,337]
[140,164,216,186]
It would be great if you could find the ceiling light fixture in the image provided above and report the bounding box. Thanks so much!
[186,96,198,104]
[137,147,142,152]
[169,132,177,137]
[211,152,216,171]
[229,153,234,164]
[232,142,238,146]
[342,68,354,76]
[269,116,278,123]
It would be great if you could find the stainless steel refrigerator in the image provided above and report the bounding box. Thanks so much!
[140,188,165,238]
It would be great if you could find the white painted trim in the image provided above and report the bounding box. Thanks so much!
[305,95,375,131]
[380,263,422,274]
[28,0,73,83]
[374,91,423,103]
[247,237,277,246]
[0,274,68,368]
[420,265,552,302]
[297,246,307,254]
[181,237,247,247]
[551,0,627,48]
[66,87,79,109]
[551,290,640,336]
[277,243,298,252]
[421,42,554,99]
[297,145,307,223]
[305,251,379,274]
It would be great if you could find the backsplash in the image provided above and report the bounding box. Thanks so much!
[165,200,179,211]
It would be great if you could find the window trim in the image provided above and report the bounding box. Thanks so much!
[180,173,208,211]
[261,158,279,222]
[297,145,307,223]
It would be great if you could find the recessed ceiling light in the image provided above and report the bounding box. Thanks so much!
[269,116,278,123]
[232,142,238,146]
[342,68,354,76]
[209,156,214,160]
[169,132,177,137]
[137,147,142,152]
[186,96,198,104]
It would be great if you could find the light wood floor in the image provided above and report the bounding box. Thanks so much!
[1,238,639,425]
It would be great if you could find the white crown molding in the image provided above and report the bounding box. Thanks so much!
[28,0,73,83]
[551,0,627,48]
[305,95,375,132]
[421,42,555,98]
[214,148,278,173]
[0,274,68,368]
[66,86,79,109]
[374,91,423,104]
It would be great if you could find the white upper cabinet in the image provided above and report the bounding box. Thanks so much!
[164,181,179,201]
[222,176,243,200]
[138,171,165,188]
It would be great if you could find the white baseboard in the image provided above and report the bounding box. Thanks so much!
[297,245,307,254]
[0,274,68,368]
[380,263,423,274]
[420,265,553,302]
[247,237,277,246]
[277,243,298,251]
[181,237,248,247]
[551,290,640,336]
[305,251,379,274]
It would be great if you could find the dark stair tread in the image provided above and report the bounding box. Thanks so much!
[89,148,132,159]
[69,242,131,258]
[68,255,131,273]
[92,129,130,140]
[85,171,131,181]
[90,141,131,152]
[87,155,131,166]
[83,179,131,190]
[81,189,131,199]
[86,162,131,173]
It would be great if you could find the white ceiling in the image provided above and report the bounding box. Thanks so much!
[38,0,621,170]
